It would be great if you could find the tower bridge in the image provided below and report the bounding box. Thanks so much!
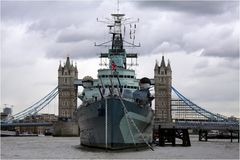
[1,56,239,139]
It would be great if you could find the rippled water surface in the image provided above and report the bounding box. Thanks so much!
[1,136,239,159]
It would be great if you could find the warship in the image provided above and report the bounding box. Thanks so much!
[76,12,154,150]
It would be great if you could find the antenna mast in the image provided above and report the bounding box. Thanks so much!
[117,0,120,13]
[96,3,140,68]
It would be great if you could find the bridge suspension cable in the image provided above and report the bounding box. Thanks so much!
[4,86,58,122]
[171,86,229,122]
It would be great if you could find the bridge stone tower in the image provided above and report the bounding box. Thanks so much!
[154,56,172,124]
[54,56,79,137]
[58,56,78,120]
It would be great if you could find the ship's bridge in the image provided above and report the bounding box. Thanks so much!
[97,68,139,90]
[78,67,140,103]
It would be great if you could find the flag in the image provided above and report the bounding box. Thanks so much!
[111,61,117,70]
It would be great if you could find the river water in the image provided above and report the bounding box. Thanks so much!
[1,135,239,159]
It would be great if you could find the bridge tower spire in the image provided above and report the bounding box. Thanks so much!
[154,56,172,124]
[58,56,78,120]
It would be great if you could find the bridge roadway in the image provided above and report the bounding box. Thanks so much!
[2,121,238,131]
[1,122,52,127]
[155,121,239,130]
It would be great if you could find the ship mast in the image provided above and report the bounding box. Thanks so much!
[96,11,140,69]
[117,0,120,14]
[110,13,124,52]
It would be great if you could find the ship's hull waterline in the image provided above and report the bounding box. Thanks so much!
[77,97,154,150]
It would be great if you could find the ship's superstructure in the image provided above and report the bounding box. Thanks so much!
[77,13,154,150]
[79,13,140,102]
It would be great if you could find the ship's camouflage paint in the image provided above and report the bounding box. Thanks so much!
[77,97,154,149]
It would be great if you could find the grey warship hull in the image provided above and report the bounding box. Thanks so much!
[77,97,154,149]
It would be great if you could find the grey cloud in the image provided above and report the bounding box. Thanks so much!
[1,22,47,69]
[201,34,239,58]
[46,40,99,59]
[151,41,182,54]
[1,56,36,69]
[182,66,239,103]
[28,20,69,33]
[1,1,100,21]
[2,0,238,60]
[3,1,102,34]
[192,68,225,78]
[188,59,239,102]
[135,1,238,16]
[191,78,239,102]
[57,32,89,43]
[217,58,239,70]
[139,20,238,59]
[56,25,105,43]
[194,60,209,69]
[202,47,239,58]
[182,23,238,58]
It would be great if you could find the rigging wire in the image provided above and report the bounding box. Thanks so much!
[114,71,154,151]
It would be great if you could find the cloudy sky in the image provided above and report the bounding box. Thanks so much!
[1,0,239,117]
